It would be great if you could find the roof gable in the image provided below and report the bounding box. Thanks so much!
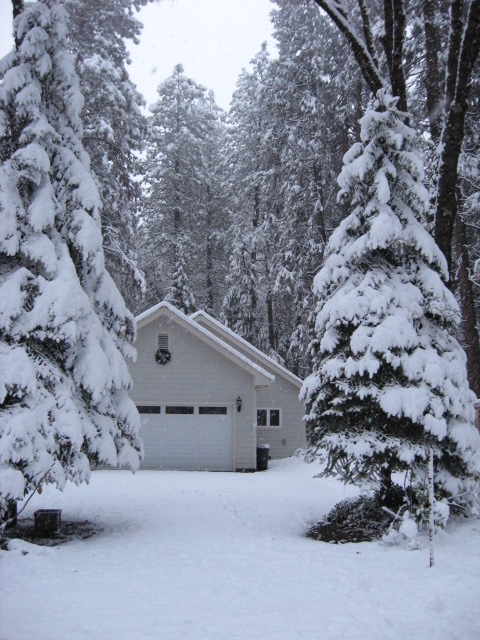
[136,302,274,388]
[190,310,303,388]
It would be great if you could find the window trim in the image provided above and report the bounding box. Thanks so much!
[256,408,282,428]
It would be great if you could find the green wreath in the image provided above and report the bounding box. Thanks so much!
[155,348,171,365]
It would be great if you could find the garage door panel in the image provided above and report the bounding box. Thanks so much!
[139,406,233,471]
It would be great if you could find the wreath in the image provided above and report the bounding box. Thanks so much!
[155,348,171,365]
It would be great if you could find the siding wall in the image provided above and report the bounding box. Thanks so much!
[193,319,306,459]
[130,315,256,469]
[256,383,305,459]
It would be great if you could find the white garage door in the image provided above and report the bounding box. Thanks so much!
[138,405,234,471]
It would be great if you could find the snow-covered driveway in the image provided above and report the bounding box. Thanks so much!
[1,458,479,640]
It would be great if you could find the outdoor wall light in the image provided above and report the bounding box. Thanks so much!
[236,396,242,413]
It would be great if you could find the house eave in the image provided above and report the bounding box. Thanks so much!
[136,302,274,388]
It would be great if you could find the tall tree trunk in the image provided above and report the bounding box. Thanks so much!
[428,447,435,568]
[455,215,480,399]
[435,0,480,275]
[382,0,408,112]
[421,0,480,403]
[313,162,328,243]
[391,0,408,113]
[422,0,443,142]
[266,289,275,352]
[206,227,214,313]
[355,79,363,142]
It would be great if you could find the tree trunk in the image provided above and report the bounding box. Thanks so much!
[354,79,363,143]
[422,0,480,401]
[435,0,480,275]
[379,465,393,504]
[1,500,17,530]
[455,215,480,399]
[205,186,214,312]
[422,0,443,142]
[266,290,275,352]
[11,0,23,16]
[391,0,408,113]
[428,447,435,568]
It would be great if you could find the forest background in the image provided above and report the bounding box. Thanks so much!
[2,0,479,387]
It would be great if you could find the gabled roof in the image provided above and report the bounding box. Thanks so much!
[136,302,274,388]
[190,310,303,388]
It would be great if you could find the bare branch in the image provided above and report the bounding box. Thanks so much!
[313,0,384,96]
[357,0,379,69]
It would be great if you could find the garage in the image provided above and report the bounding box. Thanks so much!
[138,404,234,471]
[130,302,274,471]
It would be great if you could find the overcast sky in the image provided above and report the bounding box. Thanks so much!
[0,0,277,112]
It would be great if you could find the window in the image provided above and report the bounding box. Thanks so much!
[257,409,267,427]
[158,334,169,349]
[270,409,280,427]
[257,408,281,428]
[199,406,228,415]
[165,406,194,415]
[137,405,161,414]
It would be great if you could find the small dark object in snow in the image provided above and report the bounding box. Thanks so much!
[34,509,62,534]
[2,518,102,547]
[257,444,270,471]
[307,494,400,544]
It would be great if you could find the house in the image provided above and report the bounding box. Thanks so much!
[190,310,305,459]
[129,302,305,471]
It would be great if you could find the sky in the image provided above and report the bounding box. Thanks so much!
[0,0,277,112]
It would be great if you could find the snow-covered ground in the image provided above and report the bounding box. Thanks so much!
[1,457,479,640]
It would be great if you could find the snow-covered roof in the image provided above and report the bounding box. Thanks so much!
[136,302,274,388]
[190,310,303,388]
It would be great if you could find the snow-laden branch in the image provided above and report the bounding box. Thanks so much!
[313,0,385,95]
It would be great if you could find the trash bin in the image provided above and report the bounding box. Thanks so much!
[34,509,62,534]
[256,444,270,471]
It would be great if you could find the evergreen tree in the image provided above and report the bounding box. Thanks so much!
[0,0,141,518]
[226,44,281,354]
[221,231,261,346]
[165,238,196,314]
[140,66,228,313]
[301,92,479,509]
[65,0,147,310]
[269,0,363,374]
[225,6,366,371]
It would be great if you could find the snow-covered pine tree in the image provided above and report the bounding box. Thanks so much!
[65,0,147,310]
[165,239,196,314]
[140,65,228,313]
[221,231,262,347]
[0,0,142,519]
[302,91,480,510]
[269,0,360,375]
[226,44,282,355]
